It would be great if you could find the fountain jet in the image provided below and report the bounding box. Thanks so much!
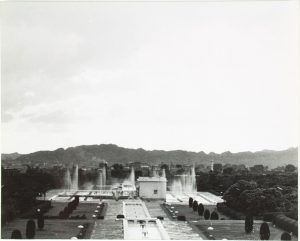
[71,164,79,190]
[170,166,197,194]
[130,166,135,185]
[64,169,72,189]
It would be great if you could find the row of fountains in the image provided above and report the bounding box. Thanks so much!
[64,165,79,190]
[64,165,133,190]
[64,165,107,190]
[64,165,197,194]
[153,167,197,193]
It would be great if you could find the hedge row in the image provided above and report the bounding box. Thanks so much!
[273,214,298,236]
[58,196,79,219]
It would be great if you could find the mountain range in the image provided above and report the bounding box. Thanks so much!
[1,144,298,169]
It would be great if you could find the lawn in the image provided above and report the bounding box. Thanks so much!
[192,220,297,240]
[1,219,95,239]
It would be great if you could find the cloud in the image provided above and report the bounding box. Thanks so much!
[1,1,298,153]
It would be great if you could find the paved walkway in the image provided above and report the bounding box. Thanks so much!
[144,200,203,240]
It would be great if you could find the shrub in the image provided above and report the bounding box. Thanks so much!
[157,216,164,220]
[198,203,204,216]
[281,232,292,240]
[37,214,44,230]
[210,211,219,220]
[177,215,186,221]
[245,215,254,234]
[189,197,193,208]
[58,211,64,219]
[260,222,270,240]
[26,219,36,239]
[192,200,198,212]
[273,214,298,236]
[74,196,79,206]
[204,210,210,220]
[11,229,22,239]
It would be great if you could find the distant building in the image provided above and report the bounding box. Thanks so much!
[137,177,167,199]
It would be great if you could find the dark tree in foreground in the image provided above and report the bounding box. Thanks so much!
[11,229,22,239]
[260,222,270,240]
[281,232,292,240]
[198,203,204,216]
[26,219,36,239]
[192,200,198,211]
[189,197,193,208]
[37,214,44,230]
[281,232,291,240]
[210,211,219,220]
[204,209,210,220]
[245,215,254,233]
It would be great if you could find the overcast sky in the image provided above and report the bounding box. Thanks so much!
[1,1,299,154]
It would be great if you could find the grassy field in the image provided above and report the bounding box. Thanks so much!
[192,220,297,240]
[1,219,95,239]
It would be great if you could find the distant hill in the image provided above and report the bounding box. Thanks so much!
[1,144,297,169]
[1,152,22,161]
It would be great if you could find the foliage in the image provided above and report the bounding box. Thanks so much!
[223,180,258,208]
[204,209,210,220]
[223,179,294,216]
[281,232,291,240]
[198,203,204,216]
[192,200,198,211]
[26,219,36,239]
[210,211,219,220]
[245,215,253,233]
[11,229,22,239]
[37,214,44,230]
[273,214,298,236]
[177,215,186,221]
[285,164,296,173]
[189,197,193,208]
[260,222,270,240]
[239,188,289,215]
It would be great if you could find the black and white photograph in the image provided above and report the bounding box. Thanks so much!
[1,0,299,240]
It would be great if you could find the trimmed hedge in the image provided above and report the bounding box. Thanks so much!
[204,210,210,220]
[198,203,204,216]
[26,219,36,239]
[273,214,298,236]
[210,211,219,220]
[177,215,186,221]
[192,201,198,212]
[245,215,254,234]
[260,222,270,240]
[281,232,292,240]
[11,229,22,239]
